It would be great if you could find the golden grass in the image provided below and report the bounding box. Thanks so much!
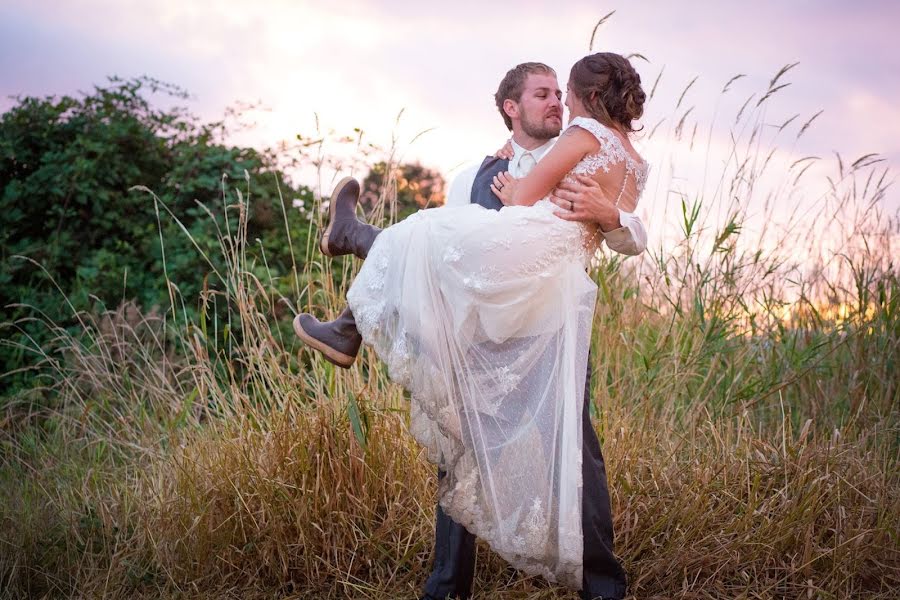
[2,370,896,598]
[2,66,899,599]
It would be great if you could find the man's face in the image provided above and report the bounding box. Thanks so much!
[513,72,563,140]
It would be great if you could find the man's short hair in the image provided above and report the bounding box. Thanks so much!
[494,62,556,131]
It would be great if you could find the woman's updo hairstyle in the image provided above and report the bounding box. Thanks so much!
[569,52,646,132]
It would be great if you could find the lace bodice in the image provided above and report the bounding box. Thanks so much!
[565,116,649,202]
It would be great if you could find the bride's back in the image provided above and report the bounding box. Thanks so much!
[563,116,648,214]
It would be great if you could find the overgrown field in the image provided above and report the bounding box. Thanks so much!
[2,69,898,599]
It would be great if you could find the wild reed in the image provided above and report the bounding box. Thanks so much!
[1,68,897,599]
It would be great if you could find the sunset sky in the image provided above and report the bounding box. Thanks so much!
[2,0,898,243]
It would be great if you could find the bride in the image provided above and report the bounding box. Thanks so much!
[294,52,647,591]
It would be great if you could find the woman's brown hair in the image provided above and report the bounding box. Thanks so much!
[569,52,646,133]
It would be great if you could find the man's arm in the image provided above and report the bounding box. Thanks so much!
[549,175,647,256]
[445,163,480,207]
[598,210,647,256]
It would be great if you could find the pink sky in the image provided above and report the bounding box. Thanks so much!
[2,0,898,247]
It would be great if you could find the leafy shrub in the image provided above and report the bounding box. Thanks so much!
[0,77,314,393]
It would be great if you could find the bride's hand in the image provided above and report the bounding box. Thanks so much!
[491,171,519,205]
[493,139,514,160]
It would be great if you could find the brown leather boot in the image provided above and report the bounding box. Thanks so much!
[320,177,382,259]
[293,307,362,368]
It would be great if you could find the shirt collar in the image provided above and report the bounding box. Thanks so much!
[510,137,556,170]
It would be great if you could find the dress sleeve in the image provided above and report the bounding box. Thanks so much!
[567,117,616,147]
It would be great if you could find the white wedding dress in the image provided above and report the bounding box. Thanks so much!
[347,117,648,589]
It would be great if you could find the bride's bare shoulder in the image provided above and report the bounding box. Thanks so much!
[558,124,601,154]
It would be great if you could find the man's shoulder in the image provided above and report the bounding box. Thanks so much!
[452,161,483,179]
[446,157,512,207]
[475,155,509,174]
[448,161,483,190]
[445,162,482,207]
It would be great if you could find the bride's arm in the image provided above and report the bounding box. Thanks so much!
[491,128,599,207]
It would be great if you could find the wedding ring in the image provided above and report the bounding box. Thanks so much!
[497,183,504,190]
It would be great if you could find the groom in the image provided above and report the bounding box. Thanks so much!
[445,63,646,251]
[300,62,642,600]
[421,62,641,600]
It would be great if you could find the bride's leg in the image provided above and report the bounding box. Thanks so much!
[320,177,382,259]
[296,177,384,368]
[293,307,362,368]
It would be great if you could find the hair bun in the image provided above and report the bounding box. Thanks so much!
[619,66,645,121]
[569,52,646,131]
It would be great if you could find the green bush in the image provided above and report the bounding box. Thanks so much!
[0,77,314,394]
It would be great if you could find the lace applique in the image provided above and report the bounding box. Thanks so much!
[386,334,411,382]
[505,211,592,279]
[633,160,650,193]
[567,116,649,199]
[445,467,489,536]
[479,265,503,280]
[523,497,548,549]
[348,243,392,340]
[462,276,486,291]
[353,302,384,334]
[443,245,464,264]
[484,237,513,251]
[367,274,385,292]
[497,365,521,394]
[353,246,388,293]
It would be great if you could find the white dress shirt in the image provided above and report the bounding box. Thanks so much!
[509,138,555,177]
[445,137,647,256]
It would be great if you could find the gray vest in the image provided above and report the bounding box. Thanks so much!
[470,156,510,210]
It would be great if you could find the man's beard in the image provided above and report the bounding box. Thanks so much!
[521,112,562,141]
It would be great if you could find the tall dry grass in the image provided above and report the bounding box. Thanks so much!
[1,67,898,599]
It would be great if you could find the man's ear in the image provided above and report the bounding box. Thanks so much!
[503,99,519,121]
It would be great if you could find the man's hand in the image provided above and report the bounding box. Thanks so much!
[493,139,514,160]
[491,171,519,205]
[549,175,621,231]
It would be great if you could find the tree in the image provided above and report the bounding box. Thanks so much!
[360,161,445,221]
[0,77,314,392]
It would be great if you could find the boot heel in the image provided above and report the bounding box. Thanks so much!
[319,176,358,258]
[293,312,361,369]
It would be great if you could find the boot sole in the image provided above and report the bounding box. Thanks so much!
[293,314,357,369]
[319,176,357,258]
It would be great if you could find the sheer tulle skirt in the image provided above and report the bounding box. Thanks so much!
[347,200,597,589]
